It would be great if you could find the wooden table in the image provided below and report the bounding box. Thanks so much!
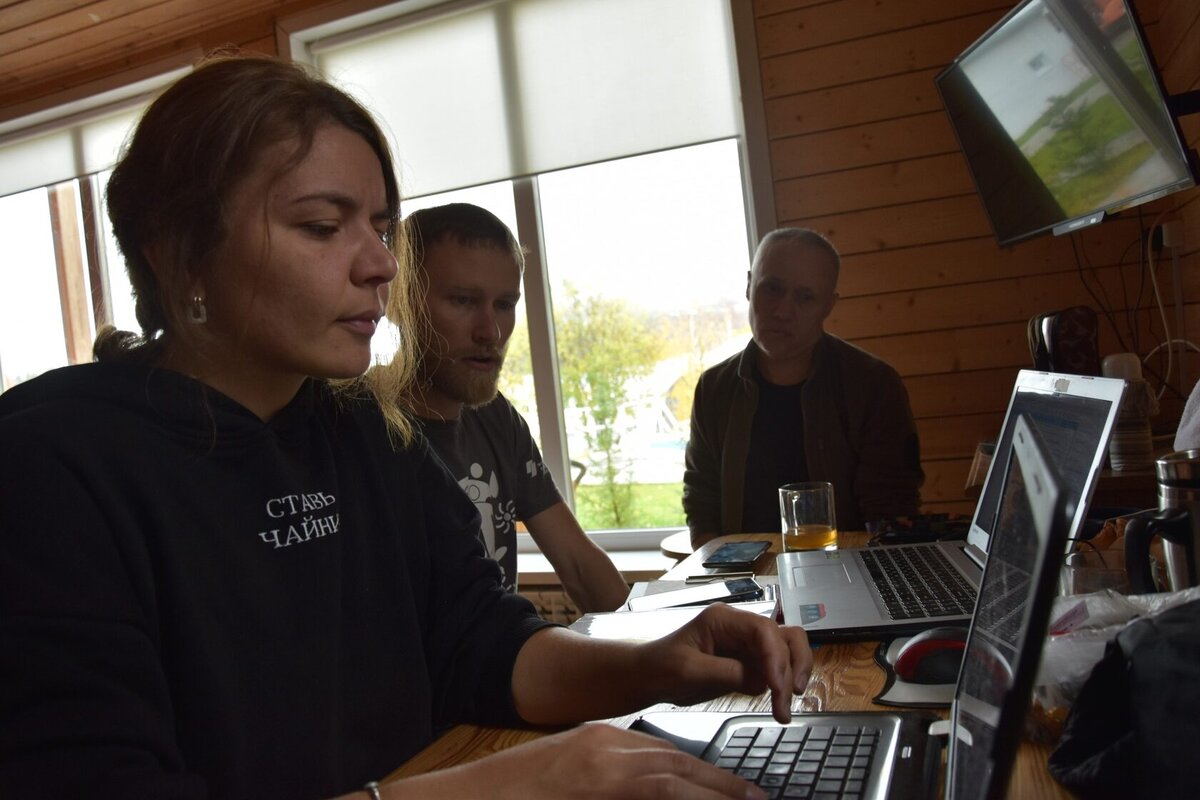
[388,533,1071,798]
[658,528,694,561]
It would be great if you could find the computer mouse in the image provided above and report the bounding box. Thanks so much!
[893,626,969,685]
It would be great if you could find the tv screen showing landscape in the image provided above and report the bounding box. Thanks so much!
[936,0,1195,246]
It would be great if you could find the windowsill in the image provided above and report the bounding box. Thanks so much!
[517,549,676,586]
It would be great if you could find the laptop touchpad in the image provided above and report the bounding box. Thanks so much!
[789,563,853,587]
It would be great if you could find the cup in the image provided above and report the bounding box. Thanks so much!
[1058,550,1130,596]
[779,482,838,552]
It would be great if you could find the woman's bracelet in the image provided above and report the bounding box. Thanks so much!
[363,780,383,800]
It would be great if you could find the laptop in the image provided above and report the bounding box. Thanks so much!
[633,414,1073,800]
[776,369,1124,640]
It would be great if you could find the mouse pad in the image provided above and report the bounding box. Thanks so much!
[785,562,853,587]
[872,637,956,708]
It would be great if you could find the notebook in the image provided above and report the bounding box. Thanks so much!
[633,413,1073,800]
[776,369,1124,641]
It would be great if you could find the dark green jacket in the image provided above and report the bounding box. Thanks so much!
[683,334,923,544]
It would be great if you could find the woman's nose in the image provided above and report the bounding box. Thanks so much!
[357,232,399,286]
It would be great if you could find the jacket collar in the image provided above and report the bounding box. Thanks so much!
[735,334,831,385]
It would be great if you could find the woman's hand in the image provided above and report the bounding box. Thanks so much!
[381,724,767,800]
[637,603,813,723]
[511,602,812,726]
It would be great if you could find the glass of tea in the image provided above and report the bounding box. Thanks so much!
[778,482,838,552]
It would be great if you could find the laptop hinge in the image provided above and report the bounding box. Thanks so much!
[964,543,987,569]
[928,719,952,741]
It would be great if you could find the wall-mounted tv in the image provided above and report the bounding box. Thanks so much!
[935,0,1197,247]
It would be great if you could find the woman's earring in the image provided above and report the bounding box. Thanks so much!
[188,295,207,324]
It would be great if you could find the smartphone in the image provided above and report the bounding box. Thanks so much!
[701,540,771,570]
[626,578,764,612]
[686,571,753,584]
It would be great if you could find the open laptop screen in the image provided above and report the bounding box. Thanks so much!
[948,415,1071,799]
[968,372,1122,555]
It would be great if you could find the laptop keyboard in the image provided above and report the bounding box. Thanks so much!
[859,546,975,620]
[712,722,882,799]
[973,558,1029,645]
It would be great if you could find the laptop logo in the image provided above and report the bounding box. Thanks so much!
[1054,378,1070,392]
[799,604,826,624]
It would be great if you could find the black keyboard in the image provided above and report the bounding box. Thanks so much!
[859,546,975,620]
[711,722,882,799]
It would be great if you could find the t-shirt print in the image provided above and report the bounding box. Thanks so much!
[457,462,518,586]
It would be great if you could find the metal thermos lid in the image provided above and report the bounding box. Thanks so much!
[1155,450,1200,485]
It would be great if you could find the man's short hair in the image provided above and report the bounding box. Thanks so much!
[755,227,840,284]
[403,202,525,273]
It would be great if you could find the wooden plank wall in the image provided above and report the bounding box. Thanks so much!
[753,0,1200,514]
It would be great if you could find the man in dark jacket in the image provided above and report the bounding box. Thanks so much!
[683,228,923,547]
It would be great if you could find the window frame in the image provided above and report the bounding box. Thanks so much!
[0,55,197,389]
[281,0,775,549]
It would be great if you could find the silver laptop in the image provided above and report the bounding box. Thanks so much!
[634,414,1073,800]
[777,369,1124,641]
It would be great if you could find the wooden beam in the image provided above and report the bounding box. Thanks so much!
[48,181,92,363]
[78,174,112,331]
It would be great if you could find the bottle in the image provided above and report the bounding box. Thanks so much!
[1102,353,1157,471]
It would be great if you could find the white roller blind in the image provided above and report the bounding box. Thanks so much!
[0,104,142,198]
[314,0,738,198]
[0,65,188,199]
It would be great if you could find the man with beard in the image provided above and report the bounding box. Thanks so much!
[403,203,629,612]
[684,228,923,548]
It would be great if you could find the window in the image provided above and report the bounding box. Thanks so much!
[0,65,188,390]
[293,0,770,539]
[0,2,772,542]
[537,142,751,530]
[0,187,69,389]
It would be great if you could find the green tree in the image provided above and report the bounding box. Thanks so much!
[658,307,744,422]
[497,316,532,405]
[554,284,660,528]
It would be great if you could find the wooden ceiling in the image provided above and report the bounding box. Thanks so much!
[0,0,341,121]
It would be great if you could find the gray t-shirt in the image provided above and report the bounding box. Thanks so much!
[418,393,562,591]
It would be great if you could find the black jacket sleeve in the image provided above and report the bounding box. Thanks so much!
[412,441,556,728]
[682,370,724,545]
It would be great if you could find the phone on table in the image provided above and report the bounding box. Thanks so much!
[701,540,771,570]
[626,578,764,612]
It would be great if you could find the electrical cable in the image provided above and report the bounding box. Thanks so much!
[1071,233,1129,353]
[1144,210,1173,399]
[1143,339,1200,358]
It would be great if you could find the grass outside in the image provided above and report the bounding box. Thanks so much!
[575,482,685,530]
